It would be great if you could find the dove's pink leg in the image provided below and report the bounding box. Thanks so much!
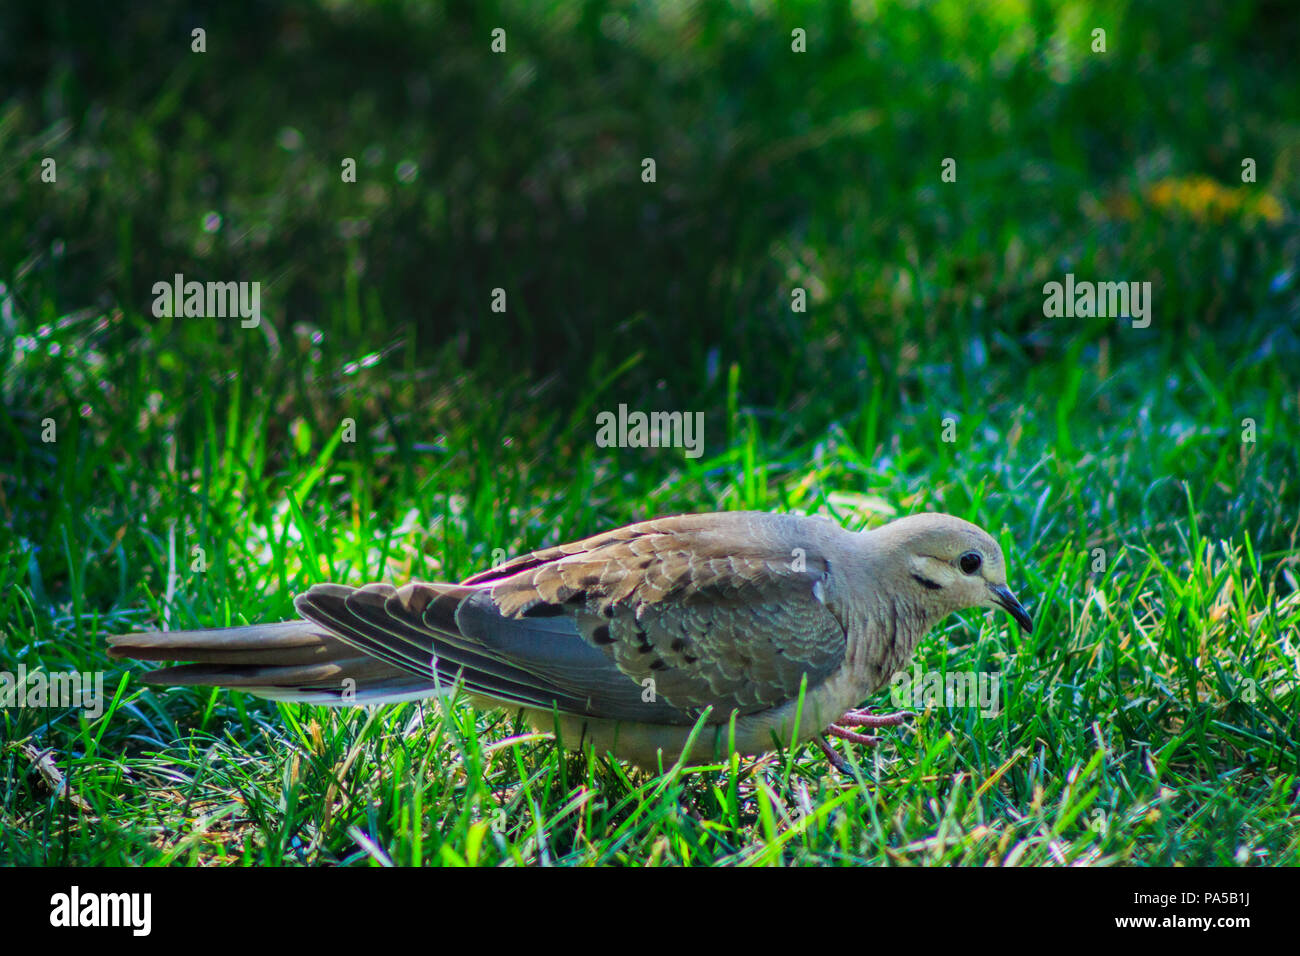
[814,735,852,772]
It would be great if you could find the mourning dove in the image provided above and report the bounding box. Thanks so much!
[108,511,1031,769]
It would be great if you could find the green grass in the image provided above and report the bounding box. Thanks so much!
[1,0,1298,865]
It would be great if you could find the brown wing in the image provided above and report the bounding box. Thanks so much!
[460,511,849,716]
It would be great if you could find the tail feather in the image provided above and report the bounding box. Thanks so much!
[107,621,324,658]
[107,620,436,705]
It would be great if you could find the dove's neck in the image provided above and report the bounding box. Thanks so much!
[860,590,935,693]
[835,538,941,694]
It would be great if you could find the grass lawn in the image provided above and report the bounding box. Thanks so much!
[1,0,1297,866]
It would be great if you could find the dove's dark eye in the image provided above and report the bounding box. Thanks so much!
[958,551,982,575]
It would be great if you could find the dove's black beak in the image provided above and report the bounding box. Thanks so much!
[990,585,1033,634]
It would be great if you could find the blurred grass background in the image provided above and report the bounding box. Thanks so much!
[1,0,1298,865]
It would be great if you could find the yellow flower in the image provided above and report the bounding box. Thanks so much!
[1143,175,1283,224]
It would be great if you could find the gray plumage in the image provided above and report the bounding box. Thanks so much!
[108,511,1032,767]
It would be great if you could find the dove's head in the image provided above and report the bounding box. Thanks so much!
[872,513,1032,633]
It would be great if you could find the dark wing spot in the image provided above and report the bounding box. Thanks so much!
[592,624,613,645]
[522,602,566,618]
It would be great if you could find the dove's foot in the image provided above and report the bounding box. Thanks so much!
[816,709,916,770]
[835,707,915,729]
[814,726,883,773]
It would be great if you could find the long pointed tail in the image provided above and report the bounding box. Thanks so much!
[107,620,437,705]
